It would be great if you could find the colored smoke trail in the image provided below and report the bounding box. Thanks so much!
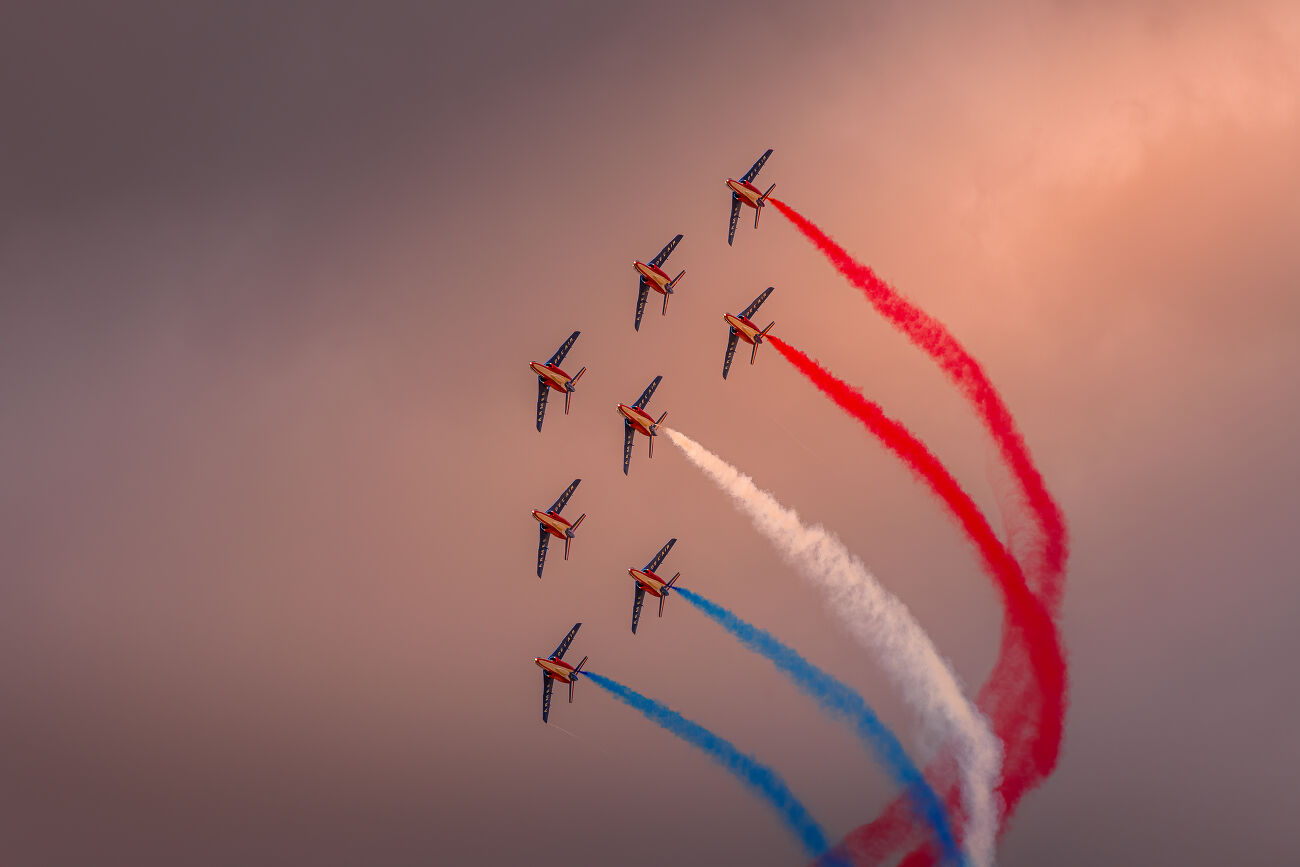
[665,428,1000,867]
[581,670,833,862]
[766,336,1066,866]
[768,197,1068,616]
[673,585,965,867]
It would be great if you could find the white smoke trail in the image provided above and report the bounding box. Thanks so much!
[666,427,1001,867]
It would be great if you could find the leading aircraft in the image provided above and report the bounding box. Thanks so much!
[532,478,586,579]
[530,330,587,432]
[722,287,776,379]
[617,375,666,476]
[725,148,775,246]
[626,538,681,634]
[631,233,686,332]
[534,622,588,724]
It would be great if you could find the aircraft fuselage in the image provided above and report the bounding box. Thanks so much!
[617,403,656,437]
[726,178,765,208]
[633,260,674,294]
[531,361,574,393]
[532,509,572,540]
[534,656,578,683]
[724,313,765,344]
[629,567,670,597]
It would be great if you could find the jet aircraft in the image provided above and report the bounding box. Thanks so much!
[631,233,686,331]
[722,287,776,379]
[532,478,586,578]
[616,375,666,476]
[530,330,587,432]
[627,538,681,634]
[534,622,588,723]
[725,148,775,246]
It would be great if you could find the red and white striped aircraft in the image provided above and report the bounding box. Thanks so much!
[627,538,680,634]
[631,233,686,331]
[725,148,775,246]
[722,287,776,379]
[530,330,587,432]
[534,622,588,724]
[531,478,586,579]
[616,375,666,476]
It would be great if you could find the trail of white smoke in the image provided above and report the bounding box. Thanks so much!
[665,427,1001,867]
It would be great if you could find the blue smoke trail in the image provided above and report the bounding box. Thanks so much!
[673,585,965,867]
[581,670,837,863]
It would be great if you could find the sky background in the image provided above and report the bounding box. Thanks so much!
[3,1,1298,864]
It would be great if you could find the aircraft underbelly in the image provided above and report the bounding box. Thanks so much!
[539,515,568,536]
[538,660,571,680]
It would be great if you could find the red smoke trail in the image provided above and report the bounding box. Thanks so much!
[768,336,1066,866]
[768,197,1068,616]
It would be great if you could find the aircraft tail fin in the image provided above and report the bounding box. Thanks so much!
[570,656,588,702]
[649,412,666,458]
[564,367,586,415]
[660,572,681,617]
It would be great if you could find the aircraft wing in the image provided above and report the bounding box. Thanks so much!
[535,379,549,432]
[741,286,775,320]
[645,537,677,573]
[634,278,649,332]
[632,375,662,410]
[536,524,550,578]
[631,584,646,634]
[622,421,634,476]
[722,329,740,380]
[727,195,741,246]
[547,330,581,367]
[649,233,683,269]
[542,673,554,723]
[740,148,773,184]
[550,622,582,660]
[548,478,581,514]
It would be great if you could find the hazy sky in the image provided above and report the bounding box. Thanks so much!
[3,2,1298,865]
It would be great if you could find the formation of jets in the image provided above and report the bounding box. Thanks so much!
[526,150,777,724]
